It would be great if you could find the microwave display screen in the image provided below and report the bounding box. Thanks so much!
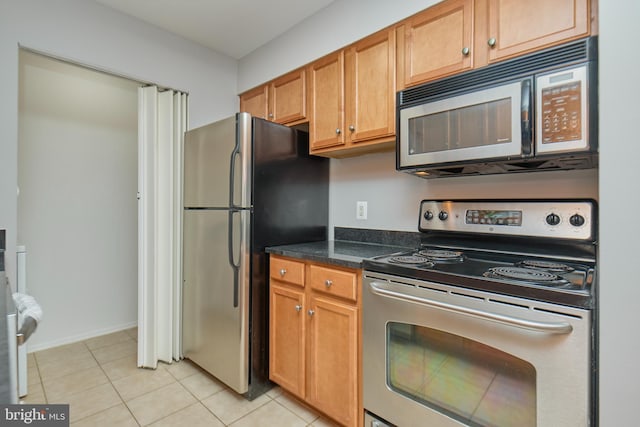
[541,82,582,144]
[465,210,522,226]
[408,98,512,155]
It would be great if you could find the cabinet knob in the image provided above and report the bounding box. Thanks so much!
[268,113,274,118]
[325,279,333,288]
[308,309,315,316]
[335,128,341,135]
[349,125,355,132]
[295,305,302,312]
[488,37,497,47]
[279,268,287,277]
[461,47,470,56]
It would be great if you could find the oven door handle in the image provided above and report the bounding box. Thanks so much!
[368,282,573,334]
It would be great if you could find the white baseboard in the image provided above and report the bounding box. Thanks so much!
[26,321,138,353]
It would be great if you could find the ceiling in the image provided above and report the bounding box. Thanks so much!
[93,0,336,59]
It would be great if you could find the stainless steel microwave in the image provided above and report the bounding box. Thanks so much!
[397,37,598,178]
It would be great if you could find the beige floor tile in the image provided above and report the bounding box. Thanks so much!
[180,371,225,400]
[309,416,341,427]
[201,388,270,425]
[124,327,138,341]
[38,351,99,381]
[265,386,283,400]
[43,365,109,402]
[71,403,138,427]
[164,359,201,380]
[56,383,122,422]
[102,354,167,382]
[276,392,321,423]
[149,402,224,427]
[127,382,197,426]
[27,352,37,366]
[85,331,133,350]
[20,382,46,404]
[91,340,137,365]
[27,362,42,386]
[113,366,177,401]
[229,400,306,427]
[35,342,91,366]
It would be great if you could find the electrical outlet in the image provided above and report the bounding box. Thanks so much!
[356,201,368,220]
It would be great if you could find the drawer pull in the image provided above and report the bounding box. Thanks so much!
[325,279,333,288]
[279,268,287,277]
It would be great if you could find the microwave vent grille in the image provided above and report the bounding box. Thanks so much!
[400,37,595,106]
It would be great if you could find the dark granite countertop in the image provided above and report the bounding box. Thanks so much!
[266,240,408,269]
[266,228,419,269]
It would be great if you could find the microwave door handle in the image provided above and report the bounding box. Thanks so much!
[521,79,533,155]
[368,282,573,334]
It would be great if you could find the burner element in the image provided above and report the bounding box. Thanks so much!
[484,266,569,285]
[418,249,465,262]
[518,259,574,273]
[388,255,434,266]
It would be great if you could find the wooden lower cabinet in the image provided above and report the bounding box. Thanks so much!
[269,255,361,427]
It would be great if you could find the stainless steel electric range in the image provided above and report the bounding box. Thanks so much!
[362,200,597,427]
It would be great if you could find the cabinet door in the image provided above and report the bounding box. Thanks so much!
[239,85,268,119]
[403,0,473,86]
[308,51,345,150]
[345,29,396,144]
[269,283,306,398]
[307,296,358,427]
[270,68,306,125]
[487,0,590,63]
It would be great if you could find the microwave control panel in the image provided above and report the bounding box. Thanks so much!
[536,64,589,154]
[540,81,582,143]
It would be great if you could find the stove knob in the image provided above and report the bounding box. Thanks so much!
[423,210,434,221]
[546,213,561,226]
[438,211,449,221]
[570,213,585,227]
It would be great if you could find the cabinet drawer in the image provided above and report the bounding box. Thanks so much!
[270,257,305,287]
[309,265,357,302]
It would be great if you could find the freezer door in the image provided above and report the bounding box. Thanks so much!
[182,209,250,393]
[183,113,252,208]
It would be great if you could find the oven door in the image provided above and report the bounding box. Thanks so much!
[362,272,592,427]
[398,79,532,169]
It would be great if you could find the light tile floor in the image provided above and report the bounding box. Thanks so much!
[23,328,339,426]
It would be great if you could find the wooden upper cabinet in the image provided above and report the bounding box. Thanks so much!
[308,51,345,151]
[239,85,268,120]
[309,28,396,156]
[402,0,474,87]
[239,68,307,125]
[346,28,396,145]
[486,0,591,64]
[270,68,306,124]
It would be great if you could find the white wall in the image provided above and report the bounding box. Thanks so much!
[18,51,139,350]
[0,0,238,298]
[598,0,640,424]
[239,0,640,424]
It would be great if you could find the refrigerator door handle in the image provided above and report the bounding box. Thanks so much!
[228,209,240,308]
[229,136,240,209]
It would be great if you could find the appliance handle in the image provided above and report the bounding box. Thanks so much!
[368,282,573,334]
[521,79,533,155]
[229,119,241,209]
[228,210,240,308]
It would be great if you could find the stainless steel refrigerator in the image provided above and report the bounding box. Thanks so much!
[182,113,328,399]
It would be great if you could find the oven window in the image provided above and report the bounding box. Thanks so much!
[387,322,536,427]
[408,98,512,155]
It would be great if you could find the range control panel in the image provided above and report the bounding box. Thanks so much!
[419,200,595,240]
